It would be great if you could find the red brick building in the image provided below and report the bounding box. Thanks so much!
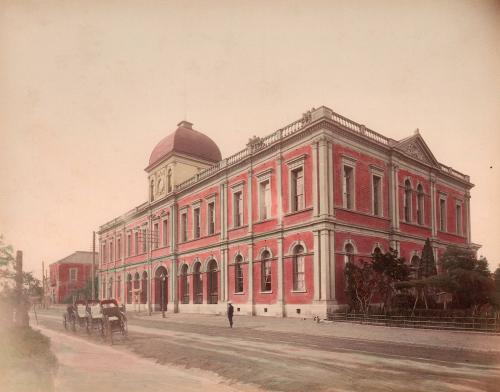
[98,106,477,318]
[49,251,96,303]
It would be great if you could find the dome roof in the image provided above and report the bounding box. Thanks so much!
[147,121,222,171]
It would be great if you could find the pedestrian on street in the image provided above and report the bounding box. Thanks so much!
[227,301,234,328]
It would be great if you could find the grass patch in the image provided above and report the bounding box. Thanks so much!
[0,325,58,392]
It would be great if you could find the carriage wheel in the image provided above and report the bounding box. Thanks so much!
[63,314,68,330]
[102,316,112,345]
[70,315,76,332]
[121,319,128,338]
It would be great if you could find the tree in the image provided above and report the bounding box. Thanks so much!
[345,248,410,313]
[371,248,410,311]
[408,239,438,311]
[493,267,500,309]
[345,259,378,314]
[420,238,437,278]
[438,247,494,313]
[0,236,42,326]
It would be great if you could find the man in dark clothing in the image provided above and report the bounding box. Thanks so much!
[227,302,234,328]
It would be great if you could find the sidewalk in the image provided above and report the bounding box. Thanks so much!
[129,311,500,353]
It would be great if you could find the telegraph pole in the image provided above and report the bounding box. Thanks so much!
[15,250,28,327]
[41,260,45,309]
[92,231,96,300]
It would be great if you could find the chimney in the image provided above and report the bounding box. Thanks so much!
[177,120,193,129]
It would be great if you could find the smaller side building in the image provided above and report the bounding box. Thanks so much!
[49,251,97,303]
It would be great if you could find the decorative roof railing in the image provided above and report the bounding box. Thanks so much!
[174,107,469,192]
[439,164,469,182]
[101,106,472,231]
[330,111,391,146]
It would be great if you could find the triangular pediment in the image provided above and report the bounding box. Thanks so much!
[394,133,439,167]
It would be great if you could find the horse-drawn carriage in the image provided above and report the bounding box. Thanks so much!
[100,299,128,344]
[62,299,127,344]
[62,300,89,332]
[86,299,105,336]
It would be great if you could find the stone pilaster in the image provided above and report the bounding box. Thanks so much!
[318,136,330,217]
[465,190,471,244]
[276,155,283,226]
[277,236,285,316]
[312,141,319,217]
[430,173,437,237]
[247,244,254,314]
[313,230,320,301]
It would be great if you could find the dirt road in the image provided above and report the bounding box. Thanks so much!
[37,310,500,392]
[37,325,262,392]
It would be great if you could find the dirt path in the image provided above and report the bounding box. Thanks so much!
[37,325,262,392]
[37,311,500,392]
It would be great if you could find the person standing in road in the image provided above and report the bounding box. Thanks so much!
[227,302,234,328]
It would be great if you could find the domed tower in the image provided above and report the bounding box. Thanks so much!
[145,121,222,202]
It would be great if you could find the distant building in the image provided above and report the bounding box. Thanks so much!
[98,106,477,318]
[49,251,97,303]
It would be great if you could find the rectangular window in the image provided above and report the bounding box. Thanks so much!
[142,228,147,253]
[193,208,201,239]
[440,198,446,232]
[153,223,159,249]
[127,234,131,257]
[259,180,271,220]
[109,241,113,262]
[208,202,215,235]
[456,204,462,235]
[181,212,188,242]
[134,231,139,255]
[291,168,304,212]
[102,243,106,263]
[117,238,121,260]
[162,219,168,246]
[69,268,77,282]
[234,191,243,227]
[372,175,381,216]
[343,166,354,210]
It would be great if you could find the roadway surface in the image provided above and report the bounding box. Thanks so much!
[35,309,500,392]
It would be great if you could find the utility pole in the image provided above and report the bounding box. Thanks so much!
[41,260,45,309]
[15,250,28,327]
[92,231,96,300]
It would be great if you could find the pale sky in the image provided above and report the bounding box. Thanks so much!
[1,0,499,278]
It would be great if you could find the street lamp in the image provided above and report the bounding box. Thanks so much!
[160,271,166,318]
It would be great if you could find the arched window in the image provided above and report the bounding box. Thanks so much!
[133,272,140,303]
[181,264,189,304]
[193,262,203,304]
[167,169,172,193]
[126,274,132,304]
[292,245,305,291]
[207,260,218,304]
[235,255,244,293]
[404,180,412,222]
[344,243,355,265]
[150,179,155,202]
[417,184,424,225]
[155,267,168,310]
[108,277,113,299]
[141,271,148,304]
[261,250,272,292]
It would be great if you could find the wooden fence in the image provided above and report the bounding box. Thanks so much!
[327,311,500,333]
